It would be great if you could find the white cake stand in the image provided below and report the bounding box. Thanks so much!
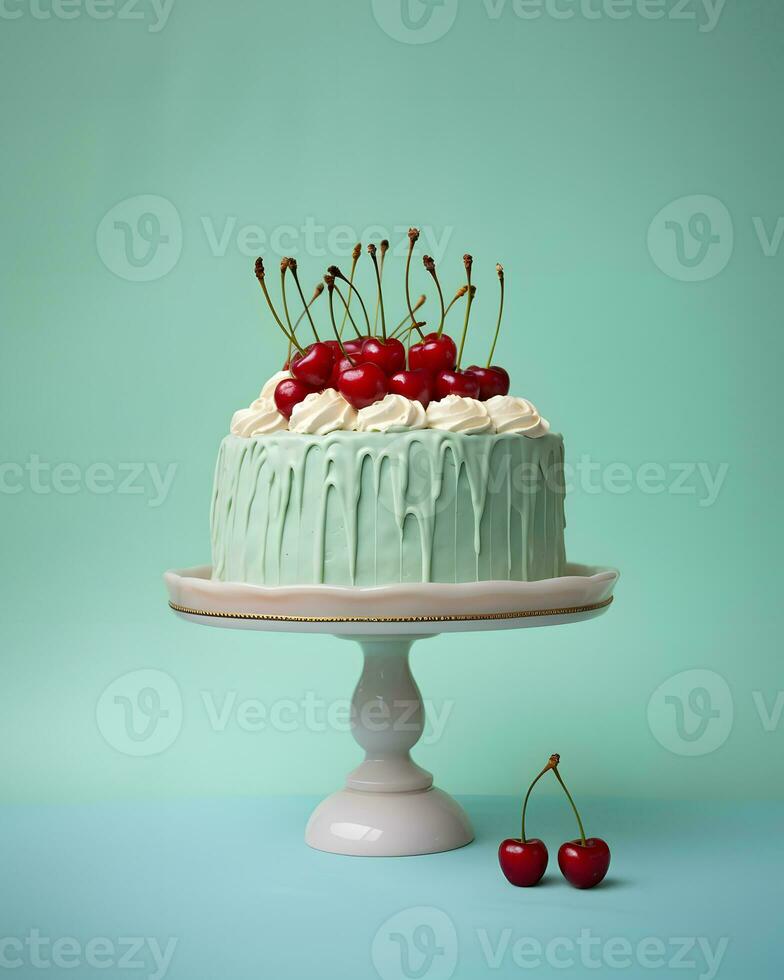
[164,563,618,857]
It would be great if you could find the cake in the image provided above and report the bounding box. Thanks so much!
[210,235,566,588]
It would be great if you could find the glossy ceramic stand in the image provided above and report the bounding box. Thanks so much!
[305,634,473,855]
[165,563,618,857]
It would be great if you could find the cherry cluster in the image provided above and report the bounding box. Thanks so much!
[254,229,512,419]
[498,754,611,890]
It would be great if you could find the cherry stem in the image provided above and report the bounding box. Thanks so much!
[254,258,304,354]
[339,244,361,338]
[326,282,354,363]
[389,297,426,338]
[457,255,475,368]
[399,321,427,345]
[288,260,320,343]
[368,245,387,341]
[551,763,587,846]
[280,263,299,365]
[443,287,467,324]
[521,754,559,843]
[373,240,389,335]
[290,285,323,363]
[329,266,372,335]
[423,257,445,336]
[294,284,324,330]
[487,265,505,368]
[456,285,476,368]
[404,231,425,339]
[333,282,363,338]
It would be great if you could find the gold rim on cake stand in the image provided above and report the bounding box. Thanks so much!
[168,594,612,624]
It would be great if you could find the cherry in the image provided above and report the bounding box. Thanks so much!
[550,755,611,889]
[323,339,343,358]
[361,337,406,375]
[408,332,457,373]
[498,753,558,888]
[388,369,433,408]
[337,362,388,410]
[343,337,369,359]
[274,378,316,420]
[498,839,548,887]
[434,369,480,400]
[558,838,611,890]
[465,365,510,400]
[290,342,335,388]
[328,355,354,389]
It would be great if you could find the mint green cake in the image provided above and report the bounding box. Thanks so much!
[210,429,566,587]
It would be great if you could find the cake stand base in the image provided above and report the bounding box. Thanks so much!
[306,787,473,857]
[304,633,473,856]
[164,563,618,856]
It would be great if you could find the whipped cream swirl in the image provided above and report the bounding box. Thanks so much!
[485,395,550,437]
[356,394,426,433]
[425,395,492,434]
[289,389,357,435]
[230,399,287,436]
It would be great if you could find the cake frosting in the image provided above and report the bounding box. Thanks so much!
[211,430,566,587]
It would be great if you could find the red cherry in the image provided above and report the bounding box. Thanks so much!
[434,369,481,400]
[290,342,335,388]
[338,362,388,410]
[498,838,549,887]
[343,337,369,359]
[274,378,316,420]
[360,337,406,375]
[323,339,343,358]
[408,332,457,373]
[328,355,354,389]
[557,838,611,889]
[388,369,433,408]
[465,365,510,400]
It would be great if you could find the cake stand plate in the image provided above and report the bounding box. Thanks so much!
[164,564,618,857]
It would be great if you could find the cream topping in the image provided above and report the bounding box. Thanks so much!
[356,394,427,433]
[230,399,288,437]
[425,395,493,434]
[259,370,291,403]
[289,389,357,435]
[232,374,552,436]
[485,395,550,437]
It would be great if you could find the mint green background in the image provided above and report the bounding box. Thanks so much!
[1,0,782,806]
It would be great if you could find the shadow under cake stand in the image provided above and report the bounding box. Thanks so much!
[164,563,618,857]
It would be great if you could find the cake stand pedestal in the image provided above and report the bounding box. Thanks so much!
[164,563,618,857]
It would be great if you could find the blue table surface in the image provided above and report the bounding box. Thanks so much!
[2,796,781,980]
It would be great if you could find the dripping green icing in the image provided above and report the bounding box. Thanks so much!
[210,431,566,587]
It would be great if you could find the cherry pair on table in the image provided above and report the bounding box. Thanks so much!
[498,754,611,890]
